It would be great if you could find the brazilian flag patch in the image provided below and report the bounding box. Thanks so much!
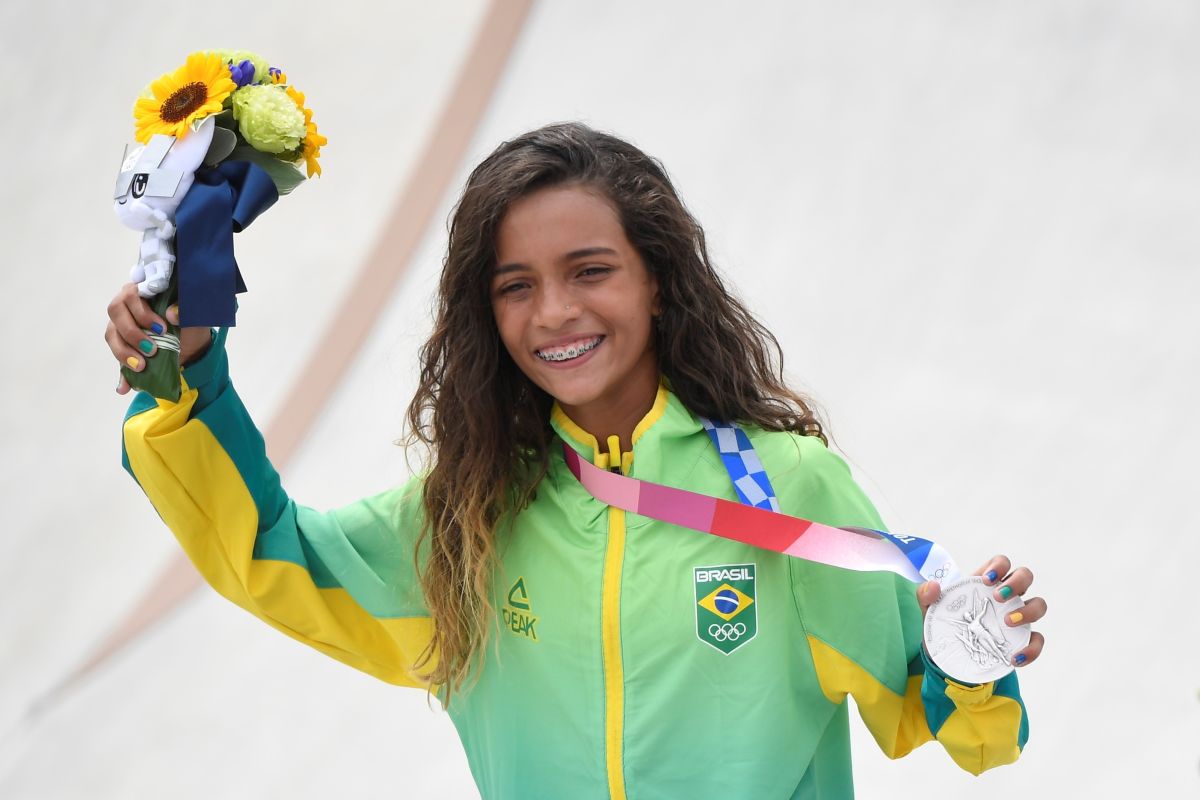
[694,563,757,654]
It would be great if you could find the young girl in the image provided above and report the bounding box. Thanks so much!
[107,122,1046,798]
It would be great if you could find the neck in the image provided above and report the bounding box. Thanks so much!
[559,366,660,456]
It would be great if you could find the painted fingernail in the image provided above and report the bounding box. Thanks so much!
[150,322,164,335]
[1008,611,1023,625]
[986,569,998,583]
[138,339,154,354]
[1014,653,1027,666]
[126,356,140,370]
[998,585,1013,600]
[166,304,179,323]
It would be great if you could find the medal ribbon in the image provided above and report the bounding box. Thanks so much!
[561,424,961,585]
[697,416,782,512]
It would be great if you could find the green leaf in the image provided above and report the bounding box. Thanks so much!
[204,125,238,166]
[228,145,305,195]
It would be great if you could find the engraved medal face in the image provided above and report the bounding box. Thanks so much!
[923,576,1030,684]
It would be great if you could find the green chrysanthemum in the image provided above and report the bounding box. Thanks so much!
[208,49,272,84]
[231,84,306,154]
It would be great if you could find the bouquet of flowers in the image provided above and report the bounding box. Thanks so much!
[113,49,326,401]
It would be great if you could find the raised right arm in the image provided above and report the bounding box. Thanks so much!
[120,326,435,686]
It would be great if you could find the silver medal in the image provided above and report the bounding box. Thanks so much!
[923,576,1030,684]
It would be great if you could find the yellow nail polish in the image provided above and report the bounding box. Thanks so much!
[126,356,140,369]
[1008,611,1023,624]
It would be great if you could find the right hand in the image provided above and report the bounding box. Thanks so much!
[106,282,212,394]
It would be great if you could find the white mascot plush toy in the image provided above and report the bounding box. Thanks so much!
[113,116,216,298]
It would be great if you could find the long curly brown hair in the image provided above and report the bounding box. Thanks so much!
[403,121,826,704]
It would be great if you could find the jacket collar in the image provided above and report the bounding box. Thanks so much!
[549,378,703,474]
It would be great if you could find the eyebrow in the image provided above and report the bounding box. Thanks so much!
[494,246,619,276]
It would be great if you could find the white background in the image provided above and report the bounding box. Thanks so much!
[1,0,1196,797]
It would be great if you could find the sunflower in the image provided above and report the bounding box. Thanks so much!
[134,52,236,143]
[285,85,328,178]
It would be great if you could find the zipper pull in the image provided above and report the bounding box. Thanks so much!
[606,435,623,474]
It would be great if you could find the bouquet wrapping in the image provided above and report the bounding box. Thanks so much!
[113,50,326,400]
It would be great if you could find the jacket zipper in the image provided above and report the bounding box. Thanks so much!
[600,435,629,799]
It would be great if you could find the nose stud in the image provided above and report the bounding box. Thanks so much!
[564,304,572,311]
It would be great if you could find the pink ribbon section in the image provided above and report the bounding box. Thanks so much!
[562,444,924,582]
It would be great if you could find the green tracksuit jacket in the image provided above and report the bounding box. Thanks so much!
[121,328,1029,798]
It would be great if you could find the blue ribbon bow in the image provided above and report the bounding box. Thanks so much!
[174,160,279,327]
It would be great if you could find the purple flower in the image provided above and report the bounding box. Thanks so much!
[229,59,256,87]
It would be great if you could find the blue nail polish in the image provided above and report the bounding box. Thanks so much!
[986,569,998,583]
[150,322,164,335]
[1014,653,1027,665]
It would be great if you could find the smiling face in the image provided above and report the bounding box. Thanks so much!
[491,184,662,435]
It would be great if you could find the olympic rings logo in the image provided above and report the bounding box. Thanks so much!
[930,564,954,580]
[708,622,747,642]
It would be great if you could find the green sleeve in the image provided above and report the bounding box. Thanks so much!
[783,437,1029,774]
[120,327,434,687]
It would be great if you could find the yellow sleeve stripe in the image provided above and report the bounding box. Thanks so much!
[807,634,933,759]
[244,562,435,688]
[123,390,433,688]
[926,679,1025,775]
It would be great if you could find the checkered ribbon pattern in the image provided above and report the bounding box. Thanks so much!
[697,416,781,512]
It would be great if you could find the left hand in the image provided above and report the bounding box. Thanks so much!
[916,555,1047,669]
